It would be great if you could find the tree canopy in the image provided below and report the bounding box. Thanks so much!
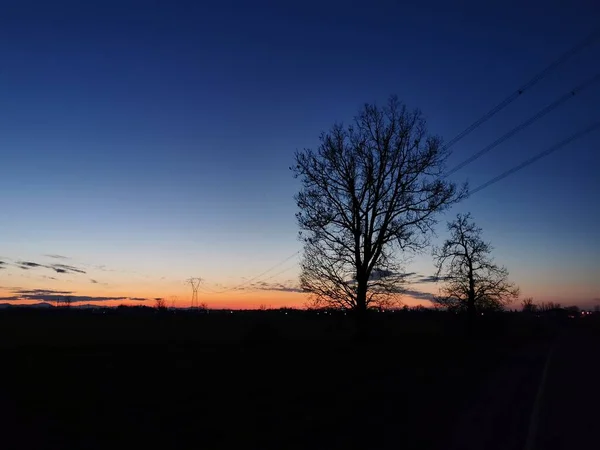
[292,96,463,313]
[433,213,519,315]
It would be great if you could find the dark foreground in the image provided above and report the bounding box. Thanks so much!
[0,309,597,449]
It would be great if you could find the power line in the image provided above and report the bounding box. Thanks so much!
[250,260,301,285]
[196,285,220,294]
[206,251,301,294]
[237,263,302,296]
[443,28,600,150]
[445,73,600,177]
[467,121,600,197]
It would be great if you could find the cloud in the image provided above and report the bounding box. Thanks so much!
[9,259,87,275]
[414,275,441,283]
[11,294,146,303]
[411,274,453,284]
[14,289,73,295]
[18,261,44,268]
[248,282,304,293]
[401,289,437,301]
[265,286,305,293]
[50,264,86,274]
[363,270,418,282]
[44,254,69,260]
[1,288,147,303]
[90,279,98,284]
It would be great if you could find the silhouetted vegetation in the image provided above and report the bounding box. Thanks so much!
[522,297,537,313]
[154,297,167,310]
[292,96,463,327]
[433,213,519,329]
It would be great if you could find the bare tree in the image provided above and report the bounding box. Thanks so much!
[539,301,561,312]
[433,213,519,322]
[292,96,463,320]
[154,297,167,310]
[522,297,537,313]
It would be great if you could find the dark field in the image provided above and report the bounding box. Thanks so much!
[0,309,595,450]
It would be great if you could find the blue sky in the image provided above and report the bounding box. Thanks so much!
[1,0,599,307]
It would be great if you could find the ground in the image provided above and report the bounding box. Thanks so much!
[0,308,595,449]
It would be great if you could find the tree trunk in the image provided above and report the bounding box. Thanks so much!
[355,278,369,341]
[466,297,476,336]
[467,265,476,336]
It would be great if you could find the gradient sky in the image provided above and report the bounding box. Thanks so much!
[1,0,599,309]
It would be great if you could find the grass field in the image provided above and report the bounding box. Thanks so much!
[0,308,571,449]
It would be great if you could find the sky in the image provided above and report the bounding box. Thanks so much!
[1,0,599,309]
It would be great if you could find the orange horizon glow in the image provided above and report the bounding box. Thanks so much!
[1,279,595,309]
[0,288,435,309]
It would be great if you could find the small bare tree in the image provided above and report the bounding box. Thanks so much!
[539,301,561,312]
[521,297,537,313]
[154,298,167,310]
[433,213,519,321]
[292,96,463,320]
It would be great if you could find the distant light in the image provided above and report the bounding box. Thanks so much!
[285,312,288,315]
[481,312,484,316]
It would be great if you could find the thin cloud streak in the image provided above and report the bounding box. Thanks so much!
[401,289,437,301]
[1,288,148,303]
[244,281,304,293]
[44,254,69,260]
[8,259,87,275]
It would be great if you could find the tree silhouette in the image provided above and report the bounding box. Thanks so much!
[539,301,561,312]
[292,96,463,321]
[521,297,537,313]
[433,213,519,323]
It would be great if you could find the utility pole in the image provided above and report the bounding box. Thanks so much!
[186,277,202,309]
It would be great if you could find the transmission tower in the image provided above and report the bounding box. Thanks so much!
[186,277,202,309]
